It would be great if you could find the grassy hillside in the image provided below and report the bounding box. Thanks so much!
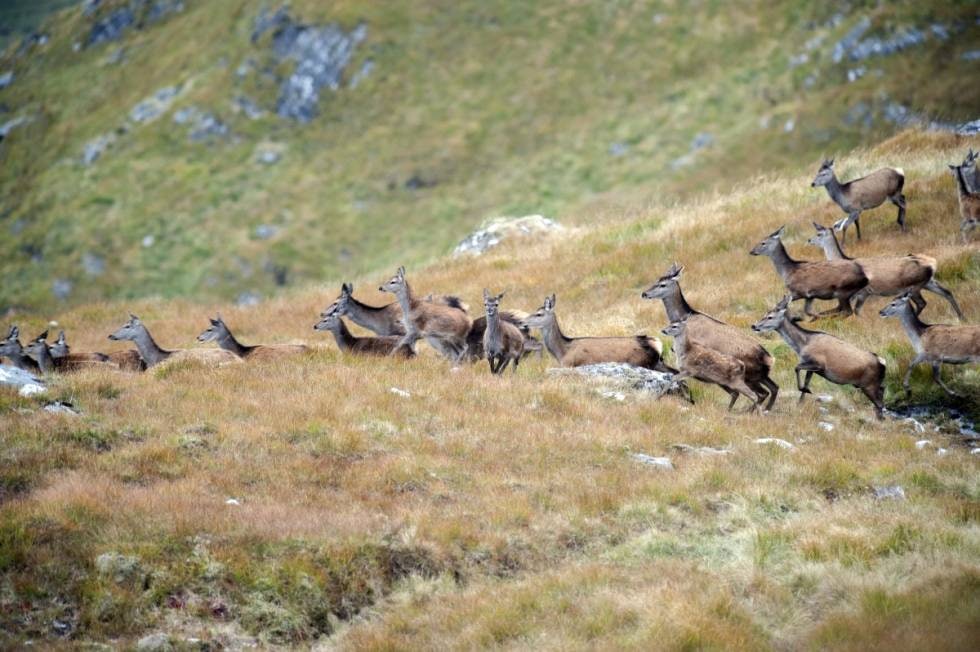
[1,129,978,649]
[1,0,978,311]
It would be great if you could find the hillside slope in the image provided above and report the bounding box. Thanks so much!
[1,129,978,649]
[1,0,978,311]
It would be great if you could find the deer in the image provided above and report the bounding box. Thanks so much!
[197,315,309,360]
[960,148,979,194]
[378,266,472,361]
[641,263,779,411]
[810,158,906,244]
[49,330,145,371]
[481,290,527,374]
[320,282,470,337]
[753,295,886,419]
[314,309,413,357]
[949,161,980,242]
[879,293,980,399]
[661,318,761,412]
[464,309,542,363]
[23,330,117,373]
[522,294,675,372]
[108,315,240,368]
[0,326,40,373]
[750,225,869,319]
[806,222,963,319]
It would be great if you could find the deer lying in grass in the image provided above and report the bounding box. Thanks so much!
[108,315,239,369]
[197,315,308,360]
[24,330,118,373]
[378,266,472,361]
[753,295,886,419]
[321,282,470,337]
[482,290,527,374]
[0,326,40,373]
[879,293,980,399]
[642,263,779,410]
[961,148,979,194]
[49,330,145,371]
[950,161,980,242]
[314,310,413,358]
[750,226,868,319]
[811,158,906,243]
[522,294,674,372]
[661,318,761,412]
[806,222,963,319]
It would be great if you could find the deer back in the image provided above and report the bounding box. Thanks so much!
[921,325,980,360]
[857,255,934,294]
[846,167,904,209]
[801,333,884,386]
[789,260,867,297]
[680,314,773,375]
[561,335,660,368]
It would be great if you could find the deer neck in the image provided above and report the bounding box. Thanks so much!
[766,240,799,281]
[823,174,849,208]
[540,313,571,361]
[217,328,255,358]
[775,317,814,354]
[818,235,848,261]
[30,344,56,373]
[132,325,172,366]
[345,295,396,333]
[3,342,40,372]
[671,330,689,366]
[394,282,418,334]
[896,305,927,352]
[485,310,501,347]
[328,319,357,352]
[661,285,696,322]
[954,165,975,201]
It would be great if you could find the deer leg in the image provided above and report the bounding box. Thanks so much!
[818,297,853,318]
[909,290,927,316]
[722,386,740,412]
[497,356,511,374]
[923,279,964,321]
[852,288,870,315]
[890,193,907,231]
[931,363,960,397]
[902,353,924,398]
[759,375,779,412]
[853,213,862,241]
[860,384,885,420]
[795,366,815,402]
[511,354,520,374]
[736,381,761,413]
[803,298,818,320]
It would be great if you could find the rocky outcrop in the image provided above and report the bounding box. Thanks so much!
[548,362,683,398]
[453,215,563,256]
[86,0,185,48]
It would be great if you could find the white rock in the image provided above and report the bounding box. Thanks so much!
[816,394,834,403]
[19,383,46,397]
[453,215,563,256]
[755,437,794,450]
[225,498,241,506]
[671,443,730,456]
[915,440,932,450]
[599,390,626,402]
[873,485,905,501]
[44,402,79,416]
[631,453,673,470]
[390,387,411,398]
[818,421,834,432]
[936,448,949,457]
[970,448,980,455]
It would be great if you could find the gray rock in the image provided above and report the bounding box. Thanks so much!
[956,119,980,136]
[832,16,871,63]
[82,133,116,165]
[872,485,905,501]
[691,132,714,150]
[95,552,142,583]
[608,142,629,157]
[130,85,180,123]
[87,6,135,47]
[136,632,173,652]
[0,365,45,395]
[236,291,261,307]
[349,58,375,88]
[817,421,834,432]
[454,215,562,256]
[0,72,13,89]
[671,443,731,456]
[233,95,265,119]
[87,1,184,47]
[146,1,184,26]
[788,53,808,68]
[256,149,280,165]
[549,362,683,398]
[846,66,866,82]
[0,115,31,140]
[962,50,980,61]
[142,234,155,248]
[104,47,126,65]
[188,112,228,142]
[52,279,73,300]
[44,401,80,416]
[254,224,278,240]
[755,437,794,450]
[82,252,105,277]
[631,453,673,470]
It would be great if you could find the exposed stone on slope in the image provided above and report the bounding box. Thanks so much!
[454,215,563,256]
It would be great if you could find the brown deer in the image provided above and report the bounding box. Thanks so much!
[522,294,675,372]
[49,330,145,371]
[750,226,868,319]
[464,310,542,362]
[378,266,472,361]
[197,315,309,360]
[806,222,963,319]
[641,263,779,411]
[661,318,761,412]
[879,294,980,399]
[950,161,980,242]
[753,295,886,419]
[108,315,239,368]
[811,158,906,243]
[314,310,413,358]
[482,290,526,374]
[321,282,470,337]
[0,326,40,373]
[24,330,117,373]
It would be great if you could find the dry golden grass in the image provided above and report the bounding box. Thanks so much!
[1,129,978,648]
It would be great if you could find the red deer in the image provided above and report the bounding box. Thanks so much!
[482,290,526,374]
[108,315,239,368]
[811,158,906,243]
[378,267,472,361]
[49,330,145,371]
[197,315,309,360]
[314,309,413,358]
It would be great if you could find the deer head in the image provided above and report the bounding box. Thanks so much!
[523,294,556,330]
[752,295,793,332]
[879,292,913,319]
[50,331,70,358]
[749,226,786,256]
[0,325,22,356]
[378,266,406,295]
[197,315,231,343]
[483,289,505,318]
[641,262,684,300]
[314,311,341,332]
[811,158,835,187]
[660,317,690,338]
[108,314,144,341]
[805,221,837,248]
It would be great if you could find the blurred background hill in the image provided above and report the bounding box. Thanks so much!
[1,0,978,312]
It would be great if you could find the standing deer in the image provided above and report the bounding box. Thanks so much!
[464,310,542,363]
[879,293,980,399]
[750,226,869,319]
[806,222,963,319]
[108,315,239,368]
[661,318,761,412]
[49,330,145,371]
[482,290,526,374]
[321,282,470,337]
[378,266,472,361]
[811,158,906,243]
[641,263,779,410]
[197,315,309,360]
[522,294,675,372]
[0,326,40,373]
[753,296,886,419]
[949,161,980,242]
[314,310,413,357]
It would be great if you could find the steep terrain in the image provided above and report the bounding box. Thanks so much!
[1,0,978,311]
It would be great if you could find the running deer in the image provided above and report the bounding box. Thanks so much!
[482,290,526,374]
[961,149,979,194]
[806,222,963,319]
[522,294,675,372]
[810,158,906,243]
[108,315,239,368]
[378,266,472,361]
[314,310,413,357]
[879,293,980,399]
[750,226,869,319]
[0,326,40,373]
[49,330,145,371]
[661,318,761,411]
[321,282,470,337]
[197,315,309,360]
[949,161,980,242]
[641,263,779,410]
[753,295,886,419]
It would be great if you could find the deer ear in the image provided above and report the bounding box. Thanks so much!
[343,282,352,293]
[827,158,834,166]
[57,330,66,342]
[497,292,505,301]
[11,325,19,337]
[549,293,557,307]
[779,294,792,309]
[483,288,491,300]
[811,221,823,230]
[129,313,140,322]
[770,225,785,238]
[38,329,48,341]
[397,266,405,277]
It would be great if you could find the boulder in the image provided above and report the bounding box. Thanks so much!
[548,362,683,398]
[454,215,563,256]
[0,365,45,396]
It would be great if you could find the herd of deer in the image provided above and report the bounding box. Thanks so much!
[2,154,979,419]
